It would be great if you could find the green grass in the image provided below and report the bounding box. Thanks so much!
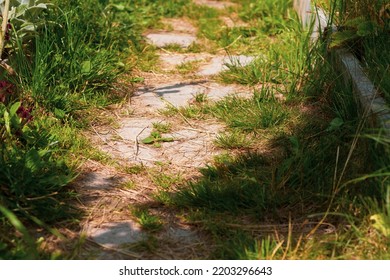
[363,34,390,104]
[152,122,172,133]
[214,130,253,149]
[148,0,390,259]
[0,0,192,259]
[328,0,390,104]
[132,207,163,232]
[176,60,203,74]
[2,0,389,260]
[208,91,289,132]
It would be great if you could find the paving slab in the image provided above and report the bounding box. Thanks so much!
[118,118,159,140]
[162,125,222,167]
[166,227,199,243]
[154,83,204,107]
[77,172,117,190]
[146,33,197,48]
[87,221,145,248]
[159,53,210,70]
[133,81,250,111]
[197,55,255,76]
[205,82,248,100]
[132,91,165,110]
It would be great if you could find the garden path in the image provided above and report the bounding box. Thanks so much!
[76,0,255,259]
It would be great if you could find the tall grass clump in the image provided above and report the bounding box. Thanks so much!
[1,0,194,259]
[237,0,293,35]
[0,0,142,259]
[329,0,389,102]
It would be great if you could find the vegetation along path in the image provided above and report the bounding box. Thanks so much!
[80,0,260,259]
[68,0,390,259]
[2,0,388,260]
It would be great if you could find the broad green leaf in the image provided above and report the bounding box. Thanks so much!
[10,102,22,129]
[131,77,145,83]
[24,5,49,18]
[3,110,11,134]
[81,60,92,74]
[10,102,21,117]
[142,136,155,144]
[151,131,161,138]
[110,4,125,11]
[160,137,174,142]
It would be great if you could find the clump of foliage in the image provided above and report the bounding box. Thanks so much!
[0,0,193,260]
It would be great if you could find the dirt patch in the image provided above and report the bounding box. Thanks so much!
[197,55,255,76]
[194,0,236,9]
[159,52,211,71]
[161,18,197,34]
[220,14,249,28]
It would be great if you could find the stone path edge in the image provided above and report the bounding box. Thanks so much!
[294,0,390,136]
[333,49,390,135]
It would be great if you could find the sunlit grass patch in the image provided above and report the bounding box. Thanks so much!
[214,129,253,149]
[208,93,289,132]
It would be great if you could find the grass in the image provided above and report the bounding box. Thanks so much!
[2,0,389,260]
[163,62,390,259]
[176,60,203,74]
[208,91,290,132]
[214,130,253,149]
[328,0,390,104]
[0,0,192,259]
[149,0,390,260]
[132,207,163,232]
[152,122,172,133]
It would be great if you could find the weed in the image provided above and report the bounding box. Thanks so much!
[214,130,253,149]
[209,93,289,132]
[122,164,145,175]
[152,122,172,133]
[159,103,207,120]
[194,92,208,104]
[132,207,163,232]
[142,131,174,147]
[176,60,202,74]
[150,171,183,190]
[121,180,136,190]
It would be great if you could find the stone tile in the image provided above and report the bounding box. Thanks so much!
[154,83,202,107]
[146,33,197,48]
[77,172,117,190]
[118,118,158,141]
[197,55,254,76]
[131,91,166,110]
[159,53,209,70]
[87,221,145,248]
